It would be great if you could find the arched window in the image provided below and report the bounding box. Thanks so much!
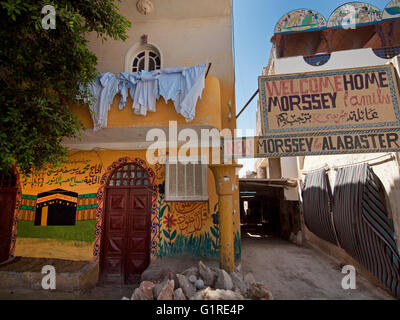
[131,45,161,73]
[108,163,150,187]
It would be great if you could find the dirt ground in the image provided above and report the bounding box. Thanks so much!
[0,237,395,300]
[240,237,394,300]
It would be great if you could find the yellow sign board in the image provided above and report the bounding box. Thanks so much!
[259,65,400,135]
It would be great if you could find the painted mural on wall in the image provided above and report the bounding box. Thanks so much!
[152,191,220,258]
[93,156,229,260]
[274,9,327,34]
[152,193,241,260]
[16,152,240,261]
[21,160,103,190]
[173,202,209,235]
[327,2,382,28]
[17,152,103,245]
[273,2,400,35]
[34,189,78,226]
[383,0,400,20]
[18,151,241,259]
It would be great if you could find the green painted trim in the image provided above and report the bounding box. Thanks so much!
[21,195,37,200]
[20,204,98,211]
[22,194,97,200]
[77,204,97,210]
[78,193,97,199]
[19,205,36,211]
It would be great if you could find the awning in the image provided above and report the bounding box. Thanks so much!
[239,179,298,198]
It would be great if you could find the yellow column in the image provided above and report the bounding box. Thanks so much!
[209,164,242,273]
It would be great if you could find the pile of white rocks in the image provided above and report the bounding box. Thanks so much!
[127,261,273,300]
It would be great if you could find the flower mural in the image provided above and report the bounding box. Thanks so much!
[163,213,177,229]
[147,168,238,260]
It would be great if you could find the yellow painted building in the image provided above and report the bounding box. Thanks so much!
[7,0,241,283]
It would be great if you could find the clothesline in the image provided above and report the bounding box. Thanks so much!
[80,63,209,131]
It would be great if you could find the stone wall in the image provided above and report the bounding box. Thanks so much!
[0,261,98,293]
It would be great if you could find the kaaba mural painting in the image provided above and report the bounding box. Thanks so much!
[34,189,78,226]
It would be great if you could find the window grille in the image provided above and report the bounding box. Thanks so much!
[373,46,400,59]
[165,160,208,202]
[108,163,150,187]
[303,53,331,66]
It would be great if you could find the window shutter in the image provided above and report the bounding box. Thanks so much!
[165,161,208,202]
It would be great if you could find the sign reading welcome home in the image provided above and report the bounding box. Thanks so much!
[258,65,400,135]
[223,65,400,158]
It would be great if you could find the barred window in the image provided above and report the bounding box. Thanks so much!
[107,163,150,187]
[165,159,208,202]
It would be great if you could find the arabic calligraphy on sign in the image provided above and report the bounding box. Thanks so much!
[347,108,379,122]
[276,113,312,127]
[311,108,379,125]
[259,65,400,134]
[313,110,348,124]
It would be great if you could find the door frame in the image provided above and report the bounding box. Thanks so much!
[99,185,153,284]
[95,157,156,282]
[0,167,21,262]
[0,187,17,263]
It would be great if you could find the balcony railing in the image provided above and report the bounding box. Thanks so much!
[372,46,400,59]
[303,53,331,67]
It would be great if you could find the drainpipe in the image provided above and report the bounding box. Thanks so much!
[209,164,242,273]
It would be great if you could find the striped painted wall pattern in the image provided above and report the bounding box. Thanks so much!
[332,164,400,298]
[18,193,98,221]
[76,193,97,221]
[18,194,37,221]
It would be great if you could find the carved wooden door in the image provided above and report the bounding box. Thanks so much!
[125,189,151,283]
[100,164,152,285]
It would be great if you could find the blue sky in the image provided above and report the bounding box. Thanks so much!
[232,0,391,175]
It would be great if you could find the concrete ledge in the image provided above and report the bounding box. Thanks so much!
[0,261,99,293]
